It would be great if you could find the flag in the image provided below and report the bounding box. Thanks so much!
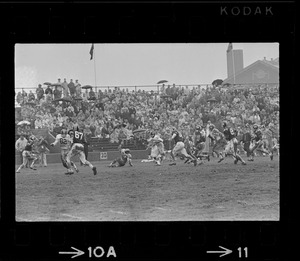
[89,43,94,60]
[226,42,233,53]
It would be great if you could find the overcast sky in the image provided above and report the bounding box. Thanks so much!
[15,43,279,90]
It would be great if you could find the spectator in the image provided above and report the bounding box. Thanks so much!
[45,85,53,96]
[57,78,62,91]
[89,88,96,100]
[75,80,81,97]
[28,90,35,102]
[36,84,44,101]
[62,78,69,97]
[15,134,28,167]
[16,92,23,105]
[15,82,279,150]
[68,79,76,97]
[53,87,61,99]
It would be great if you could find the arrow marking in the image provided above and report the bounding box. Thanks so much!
[207,246,232,257]
[59,247,85,258]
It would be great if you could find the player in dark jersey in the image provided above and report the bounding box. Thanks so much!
[240,124,252,160]
[218,122,246,165]
[16,135,39,173]
[65,127,97,175]
[108,148,133,167]
[248,124,270,161]
[169,128,197,166]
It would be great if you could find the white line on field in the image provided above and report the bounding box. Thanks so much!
[61,214,83,220]
[109,210,125,215]
[154,207,168,211]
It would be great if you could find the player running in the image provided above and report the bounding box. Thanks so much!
[65,128,97,175]
[262,123,279,161]
[207,124,226,159]
[50,129,79,174]
[248,124,271,161]
[108,147,133,167]
[16,135,39,173]
[194,126,210,162]
[240,124,252,160]
[169,128,197,166]
[218,122,246,165]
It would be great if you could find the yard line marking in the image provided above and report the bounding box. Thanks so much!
[109,210,125,215]
[61,214,82,219]
[155,207,168,211]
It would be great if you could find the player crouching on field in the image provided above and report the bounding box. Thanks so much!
[144,132,165,166]
[16,135,39,173]
[248,124,271,161]
[108,148,133,167]
[218,122,246,165]
[169,128,197,166]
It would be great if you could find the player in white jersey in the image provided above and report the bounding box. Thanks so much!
[50,129,78,174]
[65,128,97,175]
[146,132,165,166]
[16,135,39,173]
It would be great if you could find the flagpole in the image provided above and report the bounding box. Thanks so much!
[93,45,97,89]
[231,48,236,85]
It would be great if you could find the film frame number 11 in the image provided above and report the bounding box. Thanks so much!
[237,247,248,258]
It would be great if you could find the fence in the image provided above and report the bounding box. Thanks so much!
[14,82,279,105]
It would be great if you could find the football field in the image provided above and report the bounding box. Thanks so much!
[16,156,279,221]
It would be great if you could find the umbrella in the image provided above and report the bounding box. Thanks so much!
[43,82,52,86]
[207,97,217,102]
[132,128,147,134]
[53,97,72,102]
[82,85,93,89]
[211,79,223,86]
[157,80,168,84]
[17,120,30,125]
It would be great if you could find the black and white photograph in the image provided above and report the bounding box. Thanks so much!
[15,43,279,221]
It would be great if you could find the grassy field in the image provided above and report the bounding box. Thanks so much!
[16,155,279,221]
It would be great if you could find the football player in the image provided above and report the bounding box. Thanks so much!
[208,124,226,159]
[147,131,165,166]
[65,128,97,175]
[169,128,197,166]
[16,135,39,173]
[50,129,79,174]
[194,126,210,162]
[263,122,278,160]
[240,124,252,160]
[108,148,133,167]
[249,124,271,161]
[218,122,246,165]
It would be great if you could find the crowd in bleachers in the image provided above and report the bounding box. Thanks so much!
[15,79,280,146]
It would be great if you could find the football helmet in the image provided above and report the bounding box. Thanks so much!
[253,124,258,130]
[68,129,74,137]
[61,129,67,137]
